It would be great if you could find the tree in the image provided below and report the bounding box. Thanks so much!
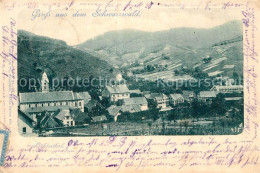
[109,68,114,73]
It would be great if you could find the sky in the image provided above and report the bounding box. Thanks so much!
[17,7,242,45]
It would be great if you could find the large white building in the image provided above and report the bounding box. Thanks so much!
[211,85,243,93]
[145,93,169,109]
[102,84,130,102]
[197,91,216,103]
[169,94,184,106]
[19,72,88,120]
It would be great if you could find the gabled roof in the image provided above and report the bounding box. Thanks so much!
[19,91,83,103]
[123,97,147,105]
[54,109,70,121]
[71,109,90,122]
[76,92,91,105]
[121,105,142,113]
[107,105,121,116]
[145,93,161,99]
[212,85,243,90]
[18,109,35,125]
[169,94,184,100]
[92,115,107,122]
[85,100,98,110]
[85,100,105,110]
[182,90,195,100]
[224,97,243,101]
[40,113,59,128]
[198,91,216,98]
[106,85,130,94]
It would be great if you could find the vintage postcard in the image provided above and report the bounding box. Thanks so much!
[0,0,259,172]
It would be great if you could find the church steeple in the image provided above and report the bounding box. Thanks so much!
[41,72,49,92]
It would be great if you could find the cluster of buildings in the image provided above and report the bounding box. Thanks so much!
[18,72,94,135]
[103,82,243,122]
[18,72,243,136]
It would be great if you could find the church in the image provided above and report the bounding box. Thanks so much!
[19,72,89,121]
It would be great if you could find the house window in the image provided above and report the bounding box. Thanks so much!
[75,102,78,106]
[22,127,26,133]
[79,102,81,106]
[54,103,56,106]
[71,121,73,126]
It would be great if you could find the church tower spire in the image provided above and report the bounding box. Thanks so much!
[41,72,49,92]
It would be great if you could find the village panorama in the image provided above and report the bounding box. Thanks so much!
[18,21,244,136]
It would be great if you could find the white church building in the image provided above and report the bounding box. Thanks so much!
[19,72,89,121]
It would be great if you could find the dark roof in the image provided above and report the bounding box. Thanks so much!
[39,113,60,128]
[71,109,90,121]
[18,109,35,125]
[19,91,82,104]
[85,100,105,110]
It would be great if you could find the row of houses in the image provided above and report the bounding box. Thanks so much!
[102,84,243,105]
[102,84,243,121]
[18,107,109,135]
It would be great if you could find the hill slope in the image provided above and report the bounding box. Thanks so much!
[76,20,243,67]
[18,30,116,91]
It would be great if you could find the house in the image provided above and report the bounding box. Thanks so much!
[70,109,91,126]
[144,93,168,108]
[76,92,92,107]
[224,97,243,103]
[169,94,184,106]
[211,85,243,94]
[120,105,142,114]
[102,84,130,102]
[122,97,148,111]
[54,109,71,126]
[182,90,196,102]
[18,109,35,135]
[92,115,108,123]
[197,91,216,103]
[85,99,105,113]
[54,109,90,126]
[107,105,122,122]
[38,112,62,129]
